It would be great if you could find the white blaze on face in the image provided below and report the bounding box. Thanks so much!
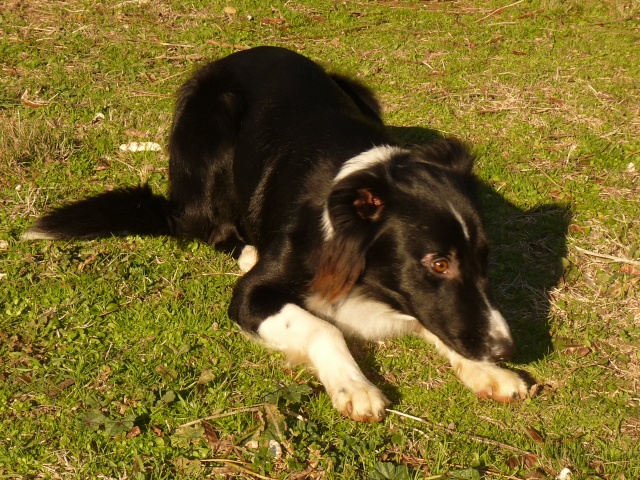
[321,145,408,240]
[488,305,512,341]
[448,202,471,242]
[482,293,513,351]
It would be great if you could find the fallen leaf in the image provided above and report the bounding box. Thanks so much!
[48,378,76,397]
[123,128,148,138]
[526,427,544,444]
[524,468,548,479]
[91,113,105,124]
[202,421,219,446]
[507,453,540,469]
[21,89,49,108]
[127,426,142,438]
[563,346,591,357]
[518,10,542,19]
[529,383,541,397]
[78,254,98,272]
[506,456,520,469]
[197,369,216,384]
[268,439,282,459]
[224,6,237,15]
[245,439,258,449]
[522,453,540,468]
[261,17,284,25]
[619,265,640,276]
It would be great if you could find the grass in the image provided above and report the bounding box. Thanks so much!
[1,0,639,478]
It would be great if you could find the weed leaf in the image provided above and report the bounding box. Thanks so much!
[444,468,482,480]
[369,462,411,480]
[171,424,204,448]
[156,389,176,406]
[284,384,313,402]
[263,384,313,404]
[104,413,136,436]
[80,410,108,431]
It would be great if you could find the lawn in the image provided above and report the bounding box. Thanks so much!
[1,0,639,478]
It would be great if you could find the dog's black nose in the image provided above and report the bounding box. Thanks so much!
[490,339,515,362]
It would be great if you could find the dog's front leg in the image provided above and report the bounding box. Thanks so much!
[259,303,388,422]
[417,328,529,402]
[231,270,388,422]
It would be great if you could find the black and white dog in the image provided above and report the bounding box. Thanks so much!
[23,46,528,421]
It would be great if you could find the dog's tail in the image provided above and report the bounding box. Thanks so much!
[21,184,171,240]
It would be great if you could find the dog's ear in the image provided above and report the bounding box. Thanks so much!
[418,137,474,175]
[311,173,387,303]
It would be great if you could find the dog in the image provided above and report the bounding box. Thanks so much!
[23,46,528,422]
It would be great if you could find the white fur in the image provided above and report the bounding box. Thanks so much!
[237,245,258,273]
[307,288,527,402]
[487,306,512,342]
[258,303,388,421]
[322,145,408,240]
[481,292,513,346]
[448,202,471,242]
[416,327,527,402]
[306,288,417,340]
[20,228,55,241]
[320,208,333,241]
[334,145,407,183]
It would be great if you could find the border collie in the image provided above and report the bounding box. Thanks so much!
[23,46,528,422]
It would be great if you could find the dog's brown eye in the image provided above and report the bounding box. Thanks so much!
[431,259,449,274]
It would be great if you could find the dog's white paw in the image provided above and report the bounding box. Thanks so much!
[237,245,258,273]
[326,380,388,422]
[454,360,528,403]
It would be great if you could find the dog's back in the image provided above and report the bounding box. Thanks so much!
[170,46,390,250]
[23,47,388,252]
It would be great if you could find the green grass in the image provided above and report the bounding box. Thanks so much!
[1,0,639,478]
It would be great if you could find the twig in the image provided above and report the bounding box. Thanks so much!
[574,246,640,266]
[200,458,274,479]
[183,271,243,279]
[386,409,531,455]
[476,0,525,22]
[179,404,268,428]
[532,162,563,189]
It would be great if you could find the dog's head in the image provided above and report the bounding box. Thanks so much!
[312,138,515,363]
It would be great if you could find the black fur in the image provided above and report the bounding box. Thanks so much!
[24,46,515,384]
[25,184,169,239]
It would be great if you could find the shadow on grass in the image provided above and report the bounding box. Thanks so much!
[388,125,571,365]
[482,195,571,364]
